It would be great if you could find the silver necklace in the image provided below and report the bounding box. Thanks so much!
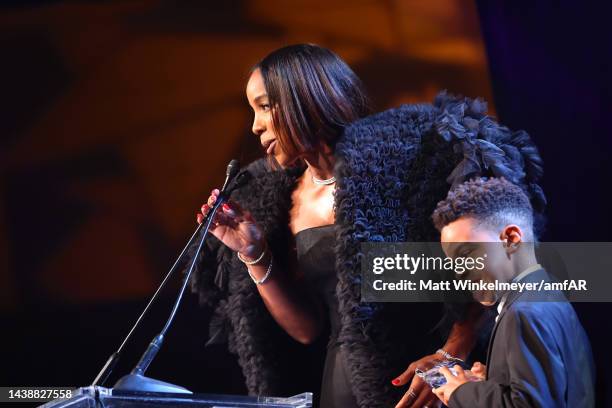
[312,174,336,185]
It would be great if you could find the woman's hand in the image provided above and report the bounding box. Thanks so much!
[392,353,444,408]
[198,190,322,344]
[197,189,266,259]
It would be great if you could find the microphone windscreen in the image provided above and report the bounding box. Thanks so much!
[226,159,240,178]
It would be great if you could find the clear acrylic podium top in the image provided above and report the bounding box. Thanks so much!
[40,386,313,408]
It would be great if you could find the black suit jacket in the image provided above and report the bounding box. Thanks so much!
[449,269,595,407]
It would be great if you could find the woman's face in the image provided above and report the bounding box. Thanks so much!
[246,69,292,167]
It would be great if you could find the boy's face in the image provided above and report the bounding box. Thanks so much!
[440,217,513,306]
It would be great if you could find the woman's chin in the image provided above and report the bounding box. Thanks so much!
[273,153,300,169]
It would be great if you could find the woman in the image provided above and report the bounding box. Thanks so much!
[199,44,371,407]
[190,44,546,408]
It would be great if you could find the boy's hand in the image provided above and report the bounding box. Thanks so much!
[432,365,470,406]
[469,361,486,380]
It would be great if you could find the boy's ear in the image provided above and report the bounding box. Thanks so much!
[500,224,522,252]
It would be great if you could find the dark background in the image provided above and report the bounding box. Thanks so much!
[1,1,610,407]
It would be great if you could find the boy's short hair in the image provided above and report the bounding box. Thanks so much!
[432,177,535,240]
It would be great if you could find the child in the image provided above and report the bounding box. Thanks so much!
[431,177,594,407]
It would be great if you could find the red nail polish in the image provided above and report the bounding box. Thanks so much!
[222,203,230,211]
[392,378,400,385]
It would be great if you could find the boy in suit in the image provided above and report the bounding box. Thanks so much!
[430,177,594,407]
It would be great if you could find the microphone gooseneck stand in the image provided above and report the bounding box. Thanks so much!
[91,159,242,394]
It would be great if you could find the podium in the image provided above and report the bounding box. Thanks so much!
[40,386,313,408]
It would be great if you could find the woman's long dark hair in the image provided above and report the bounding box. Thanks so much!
[253,44,371,161]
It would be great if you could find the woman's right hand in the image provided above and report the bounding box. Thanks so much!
[197,189,266,260]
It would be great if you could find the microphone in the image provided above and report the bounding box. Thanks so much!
[220,159,240,194]
[92,159,244,393]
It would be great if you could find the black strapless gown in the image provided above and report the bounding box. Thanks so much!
[295,225,358,408]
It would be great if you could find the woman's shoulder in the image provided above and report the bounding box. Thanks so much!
[349,101,437,130]
[337,101,440,157]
